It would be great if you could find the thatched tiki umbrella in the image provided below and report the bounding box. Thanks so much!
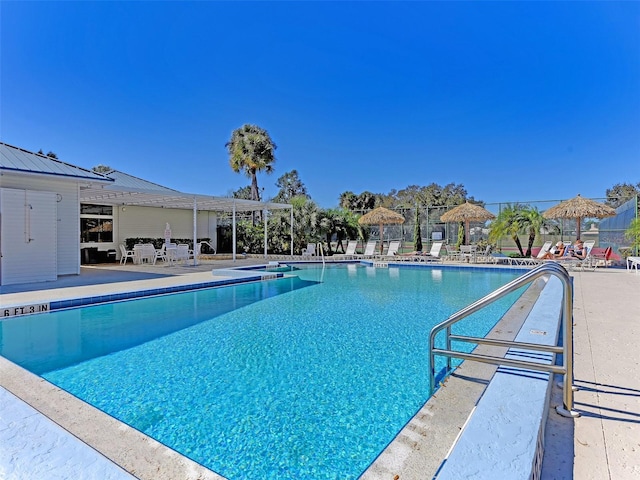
[440,202,495,245]
[543,194,616,239]
[358,206,405,254]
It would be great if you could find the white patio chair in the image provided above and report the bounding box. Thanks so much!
[133,244,156,264]
[155,243,167,264]
[176,244,190,264]
[302,243,316,258]
[119,244,136,265]
[625,254,640,273]
[460,245,478,263]
[445,245,461,262]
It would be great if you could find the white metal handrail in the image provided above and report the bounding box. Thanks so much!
[428,262,579,418]
[317,242,325,265]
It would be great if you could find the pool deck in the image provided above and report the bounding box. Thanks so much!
[1,259,639,479]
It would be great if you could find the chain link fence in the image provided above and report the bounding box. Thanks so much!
[359,196,638,257]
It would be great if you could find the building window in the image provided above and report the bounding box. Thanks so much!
[80,204,113,243]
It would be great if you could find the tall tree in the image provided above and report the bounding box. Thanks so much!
[226,124,277,202]
[338,190,376,212]
[231,186,253,200]
[391,182,474,208]
[274,169,308,203]
[605,182,640,208]
[38,149,58,159]
[92,164,112,173]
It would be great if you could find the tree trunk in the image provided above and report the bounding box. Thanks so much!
[250,171,261,224]
[512,235,524,256]
[526,233,536,257]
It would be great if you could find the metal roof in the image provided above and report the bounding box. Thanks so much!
[101,169,179,193]
[0,143,112,183]
[79,185,292,213]
[0,143,291,213]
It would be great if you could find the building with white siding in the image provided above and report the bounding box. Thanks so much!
[1,143,292,287]
[0,143,112,285]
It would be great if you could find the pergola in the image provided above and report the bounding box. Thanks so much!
[79,184,294,262]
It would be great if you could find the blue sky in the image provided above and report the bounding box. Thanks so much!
[2,1,639,208]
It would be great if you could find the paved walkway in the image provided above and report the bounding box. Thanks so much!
[542,266,640,479]
[1,261,639,479]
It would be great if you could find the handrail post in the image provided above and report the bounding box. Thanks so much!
[556,266,579,417]
[427,263,580,417]
[445,325,452,372]
[317,242,325,265]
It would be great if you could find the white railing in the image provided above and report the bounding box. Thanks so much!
[428,262,579,418]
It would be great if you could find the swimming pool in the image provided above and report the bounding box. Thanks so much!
[0,264,523,479]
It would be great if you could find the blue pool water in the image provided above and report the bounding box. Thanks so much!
[0,264,523,479]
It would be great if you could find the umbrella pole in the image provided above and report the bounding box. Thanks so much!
[380,223,384,254]
[576,216,582,239]
[465,221,470,246]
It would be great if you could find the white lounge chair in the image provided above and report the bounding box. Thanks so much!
[396,241,443,262]
[333,240,358,260]
[559,240,595,270]
[512,241,553,266]
[375,240,401,260]
[421,241,444,262]
[355,240,377,259]
[536,241,553,259]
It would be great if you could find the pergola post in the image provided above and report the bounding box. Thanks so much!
[263,208,268,258]
[232,200,237,262]
[192,196,197,266]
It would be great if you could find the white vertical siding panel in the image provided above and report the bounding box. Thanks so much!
[0,188,57,285]
[55,183,79,275]
[1,176,80,276]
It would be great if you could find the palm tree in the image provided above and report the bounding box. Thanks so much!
[489,204,525,256]
[318,209,339,255]
[517,207,548,257]
[226,124,276,202]
[290,196,320,254]
[625,218,640,255]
